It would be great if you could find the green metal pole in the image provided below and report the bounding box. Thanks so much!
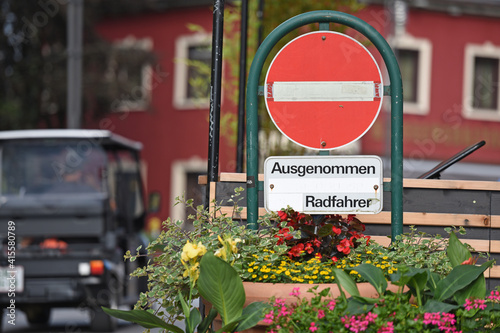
[246,10,403,239]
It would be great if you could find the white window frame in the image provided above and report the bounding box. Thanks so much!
[109,36,153,112]
[463,42,500,121]
[170,157,207,222]
[173,33,212,110]
[391,34,432,115]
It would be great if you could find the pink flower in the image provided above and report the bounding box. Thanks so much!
[318,310,325,319]
[328,300,336,311]
[263,310,274,324]
[489,290,500,302]
[464,298,487,311]
[309,322,318,332]
[377,322,394,333]
[289,287,301,297]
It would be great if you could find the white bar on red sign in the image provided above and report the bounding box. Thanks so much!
[269,81,381,102]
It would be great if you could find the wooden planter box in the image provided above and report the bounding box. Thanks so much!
[200,173,500,290]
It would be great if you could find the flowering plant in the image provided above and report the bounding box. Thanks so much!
[263,232,499,332]
[275,207,368,263]
[120,189,287,325]
[103,237,269,333]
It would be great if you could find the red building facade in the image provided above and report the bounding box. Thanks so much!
[93,1,500,227]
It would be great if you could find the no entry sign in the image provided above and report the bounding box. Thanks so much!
[264,155,383,214]
[265,31,383,150]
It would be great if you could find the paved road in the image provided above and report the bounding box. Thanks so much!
[1,308,168,333]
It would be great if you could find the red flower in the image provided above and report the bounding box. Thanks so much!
[461,256,478,265]
[332,226,342,236]
[304,242,314,254]
[278,210,288,221]
[331,256,338,263]
[364,235,371,245]
[288,243,304,258]
[274,228,293,245]
[312,238,321,248]
[315,253,322,259]
[337,238,352,255]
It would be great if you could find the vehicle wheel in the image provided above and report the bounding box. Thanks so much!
[90,288,119,332]
[26,306,51,325]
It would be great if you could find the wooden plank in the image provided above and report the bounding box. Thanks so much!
[492,215,500,228]
[491,240,500,253]
[216,173,500,191]
[358,212,490,227]
[490,265,500,279]
[198,175,208,185]
[217,207,490,228]
[209,181,216,216]
[219,172,264,182]
[401,178,500,191]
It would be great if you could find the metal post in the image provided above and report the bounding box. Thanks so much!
[246,11,403,240]
[205,0,225,207]
[236,0,249,173]
[66,0,83,129]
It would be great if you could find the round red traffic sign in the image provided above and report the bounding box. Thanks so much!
[264,31,383,150]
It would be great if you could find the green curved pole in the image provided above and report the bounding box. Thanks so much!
[246,10,403,241]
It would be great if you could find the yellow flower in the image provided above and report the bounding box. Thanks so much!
[181,241,207,262]
[248,268,254,273]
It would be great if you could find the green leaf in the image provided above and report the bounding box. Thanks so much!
[427,272,441,294]
[236,302,270,331]
[101,307,183,332]
[447,232,471,267]
[332,268,359,298]
[404,268,429,306]
[198,308,218,333]
[188,308,202,333]
[434,261,493,302]
[197,252,245,326]
[345,264,387,296]
[453,262,490,305]
[422,299,459,313]
[344,297,375,315]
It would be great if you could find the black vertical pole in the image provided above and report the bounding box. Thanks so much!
[205,0,225,207]
[236,0,248,173]
[66,0,83,129]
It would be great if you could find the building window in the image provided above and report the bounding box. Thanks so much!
[108,36,154,112]
[391,34,432,115]
[399,49,419,103]
[173,33,212,109]
[464,43,500,120]
[170,158,207,225]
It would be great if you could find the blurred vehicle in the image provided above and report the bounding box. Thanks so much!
[0,129,147,332]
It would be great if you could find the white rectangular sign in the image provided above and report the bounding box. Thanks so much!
[264,156,383,214]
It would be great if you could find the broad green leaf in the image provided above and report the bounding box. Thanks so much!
[217,321,239,333]
[434,261,493,302]
[188,308,202,333]
[405,269,429,306]
[236,302,270,331]
[447,232,471,267]
[345,264,387,296]
[198,308,218,333]
[332,268,359,298]
[198,252,245,326]
[422,299,459,313]
[453,262,490,305]
[317,224,333,237]
[101,307,183,332]
[344,297,375,315]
